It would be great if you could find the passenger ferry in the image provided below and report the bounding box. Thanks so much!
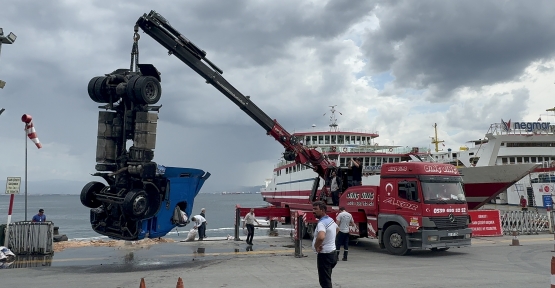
[429,117,555,208]
[260,107,538,210]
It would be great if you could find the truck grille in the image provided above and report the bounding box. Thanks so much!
[431,216,467,229]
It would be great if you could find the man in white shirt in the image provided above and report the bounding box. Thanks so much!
[335,207,355,261]
[312,201,338,288]
[242,208,260,245]
[191,215,207,241]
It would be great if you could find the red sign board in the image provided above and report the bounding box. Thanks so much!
[468,210,503,237]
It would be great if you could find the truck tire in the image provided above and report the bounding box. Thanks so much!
[133,76,161,105]
[123,189,149,220]
[93,76,114,103]
[87,76,102,103]
[383,225,410,256]
[80,181,105,208]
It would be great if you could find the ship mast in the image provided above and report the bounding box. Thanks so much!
[324,105,342,132]
[430,123,444,153]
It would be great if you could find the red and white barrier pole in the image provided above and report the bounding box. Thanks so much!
[4,193,15,246]
[551,256,555,288]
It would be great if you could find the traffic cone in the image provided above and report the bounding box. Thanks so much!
[509,229,521,246]
[176,277,184,288]
[139,278,146,288]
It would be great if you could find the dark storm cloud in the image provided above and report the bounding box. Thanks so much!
[363,0,555,101]
[0,0,374,192]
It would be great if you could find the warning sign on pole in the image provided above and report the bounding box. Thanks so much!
[5,177,21,194]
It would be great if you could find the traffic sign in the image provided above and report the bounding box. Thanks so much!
[5,177,21,194]
[543,194,553,208]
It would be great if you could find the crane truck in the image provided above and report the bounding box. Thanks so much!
[130,10,472,255]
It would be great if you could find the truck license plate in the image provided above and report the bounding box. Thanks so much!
[447,232,458,236]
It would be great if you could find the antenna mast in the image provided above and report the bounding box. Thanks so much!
[430,123,444,153]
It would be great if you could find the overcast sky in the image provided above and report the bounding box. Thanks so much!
[1,0,555,193]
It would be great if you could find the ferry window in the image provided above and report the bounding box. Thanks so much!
[362,137,366,145]
[509,157,515,164]
[389,157,394,163]
[517,157,522,163]
[364,157,370,167]
[340,158,346,166]
[345,136,351,144]
[356,136,361,144]
[370,157,377,166]
[331,135,337,144]
[469,152,474,156]
[382,158,388,163]
[531,157,537,162]
[523,157,529,163]
[338,135,344,144]
[293,166,296,172]
[325,135,330,144]
[501,142,505,146]
[305,136,311,145]
[312,136,317,144]
[318,136,324,145]
[502,158,508,164]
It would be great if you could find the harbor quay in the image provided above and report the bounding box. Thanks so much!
[0,233,553,288]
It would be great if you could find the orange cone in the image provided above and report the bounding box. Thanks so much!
[140,278,146,288]
[509,229,521,246]
[176,277,184,288]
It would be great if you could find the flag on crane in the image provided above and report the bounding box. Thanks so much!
[21,114,42,149]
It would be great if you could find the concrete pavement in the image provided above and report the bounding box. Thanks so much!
[1,233,554,288]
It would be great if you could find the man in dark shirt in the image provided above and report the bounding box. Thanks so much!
[350,158,363,186]
[32,209,46,222]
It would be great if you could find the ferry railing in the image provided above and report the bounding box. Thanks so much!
[6,221,54,255]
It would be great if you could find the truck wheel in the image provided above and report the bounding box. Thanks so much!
[80,181,105,208]
[123,189,149,220]
[383,225,410,256]
[93,76,113,103]
[87,76,102,102]
[125,75,141,102]
[133,76,161,105]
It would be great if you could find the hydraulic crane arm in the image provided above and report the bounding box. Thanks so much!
[135,11,333,179]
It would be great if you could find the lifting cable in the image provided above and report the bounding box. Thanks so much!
[130,25,140,72]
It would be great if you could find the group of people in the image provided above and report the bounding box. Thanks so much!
[329,157,363,206]
[312,201,355,288]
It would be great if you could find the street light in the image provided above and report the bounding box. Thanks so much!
[0,27,17,89]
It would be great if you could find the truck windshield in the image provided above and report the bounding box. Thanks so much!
[421,182,466,204]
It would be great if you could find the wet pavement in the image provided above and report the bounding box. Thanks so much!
[1,234,554,288]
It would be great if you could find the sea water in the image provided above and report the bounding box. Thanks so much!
[0,193,284,240]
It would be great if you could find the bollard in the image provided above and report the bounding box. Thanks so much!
[552,256,555,288]
[139,278,146,288]
[176,277,184,288]
[294,215,304,258]
[509,228,521,246]
[234,207,241,241]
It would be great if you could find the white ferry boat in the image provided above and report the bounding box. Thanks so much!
[429,118,555,208]
[260,107,538,210]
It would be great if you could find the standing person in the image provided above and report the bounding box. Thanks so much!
[312,201,338,288]
[32,209,46,223]
[349,158,363,186]
[330,171,342,206]
[200,208,207,239]
[242,208,260,245]
[335,207,354,261]
[191,214,207,240]
[520,195,528,211]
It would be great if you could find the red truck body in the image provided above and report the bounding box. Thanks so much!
[240,162,472,255]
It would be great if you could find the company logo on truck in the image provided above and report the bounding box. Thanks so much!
[383,197,418,210]
[423,165,458,174]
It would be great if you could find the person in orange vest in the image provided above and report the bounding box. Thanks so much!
[520,195,528,211]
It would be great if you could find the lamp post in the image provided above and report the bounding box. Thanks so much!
[0,27,17,90]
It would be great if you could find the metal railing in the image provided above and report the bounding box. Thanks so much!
[500,210,550,235]
[7,221,53,255]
